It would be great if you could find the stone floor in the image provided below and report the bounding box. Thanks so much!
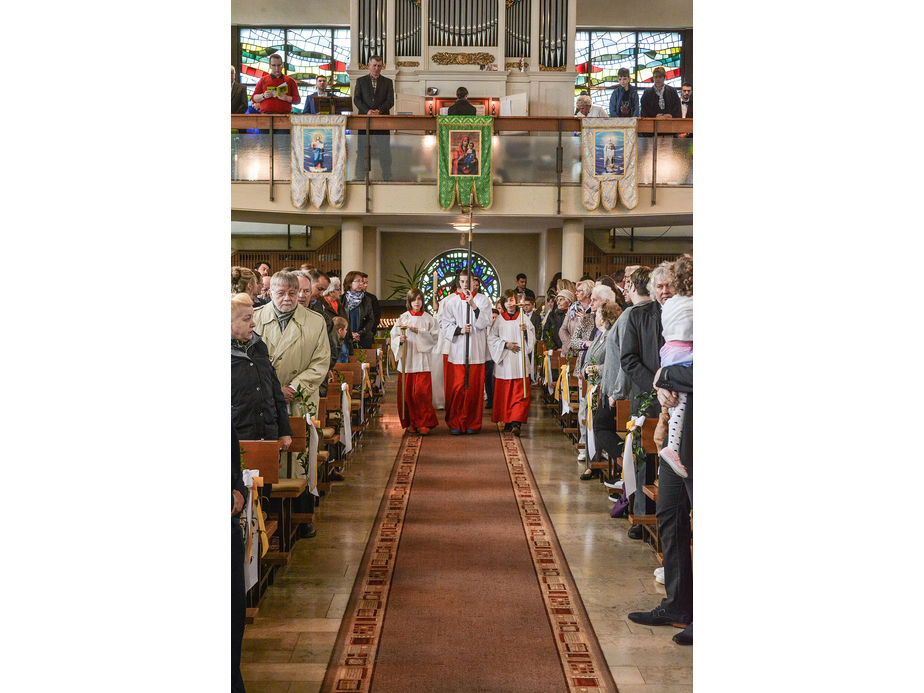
[241,386,692,692]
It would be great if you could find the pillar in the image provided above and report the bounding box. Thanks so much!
[341,217,364,277]
[561,218,584,282]
[363,227,379,295]
[385,0,396,65]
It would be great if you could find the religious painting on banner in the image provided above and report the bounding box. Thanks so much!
[581,117,639,211]
[437,115,493,209]
[290,114,346,209]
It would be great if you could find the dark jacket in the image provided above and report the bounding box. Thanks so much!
[608,85,640,117]
[542,306,565,350]
[346,292,378,348]
[309,299,338,396]
[681,97,692,119]
[448,99,477,115]
[232,82,249,114]
[231,426,246,509]
[620,299,664,416]
[640,85,682,119]
[231,335,293,440]
[353,73,395,132]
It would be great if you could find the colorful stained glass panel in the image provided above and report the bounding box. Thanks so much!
[421,249,501,313]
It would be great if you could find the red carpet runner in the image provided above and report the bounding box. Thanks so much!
[321,422,617,692]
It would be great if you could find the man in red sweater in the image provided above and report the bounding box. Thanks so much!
[251,54,300,114]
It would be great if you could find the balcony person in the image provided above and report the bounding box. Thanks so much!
[352,56,394,180]
[448,86,477,115]
[640,66,681,119]
[231,65,248,114]
[575,94,607,118]
[608,67,639,118]
[251,54,301,114]
[303,75,334,115]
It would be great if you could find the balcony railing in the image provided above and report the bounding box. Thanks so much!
[231,116,692,209]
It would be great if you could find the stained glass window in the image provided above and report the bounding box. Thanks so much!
[420,249,501,314]
[574,30,684,111]
[239,27,352,108]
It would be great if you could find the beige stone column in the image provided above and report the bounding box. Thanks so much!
[561,218,584,282]
[341,217,364,277]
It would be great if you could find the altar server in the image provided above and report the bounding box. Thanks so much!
[440,271,492,434]
[488,289,536,434]
[390,289,440,434]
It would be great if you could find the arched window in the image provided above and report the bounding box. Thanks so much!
[420,248,501,313]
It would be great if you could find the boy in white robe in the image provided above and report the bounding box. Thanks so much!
[390,288,440,434]
[487,289,536,434]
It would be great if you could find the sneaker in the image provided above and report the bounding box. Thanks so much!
[603,479,624,491]
[577,450,587,462]
[512,423,521,436]
[627,605,690,628]
[653,566,665,584]
[299,522,317,539]
[450,429,463,435]
[465,429,478,434]
[607,492,622,503]
[658,447,688,478]
[503,423,513,432]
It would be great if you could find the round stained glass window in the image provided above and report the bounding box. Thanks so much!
[420,248,501,313]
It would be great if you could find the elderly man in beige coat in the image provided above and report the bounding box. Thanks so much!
[253,270,331,538]
[254,271,331,416]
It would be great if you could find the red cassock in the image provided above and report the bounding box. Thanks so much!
[491,377,531,423]
[397,372,438,430]
[443,362,486,432]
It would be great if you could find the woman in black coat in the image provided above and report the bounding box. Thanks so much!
[231,294,293,447]
[343,270,378,349]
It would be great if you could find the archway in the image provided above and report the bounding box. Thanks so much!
[420,248,501,313]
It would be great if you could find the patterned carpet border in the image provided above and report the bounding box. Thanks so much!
[497,425,619,693]
[320,434,422,693]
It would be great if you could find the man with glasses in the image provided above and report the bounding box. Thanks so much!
[352,55,394,180]
[253,271,330,538]
[251,54,301,114]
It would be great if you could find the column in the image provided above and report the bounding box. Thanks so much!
[363,227,379,294]
[529,0,540,72]
[385,0,396,65]
[561,218,584,282]
[350,1,359,70]
[496,0,505,54]
[341,217,364,276]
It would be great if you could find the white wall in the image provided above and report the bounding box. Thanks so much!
[232,1,349,26]
[575,0,691,28]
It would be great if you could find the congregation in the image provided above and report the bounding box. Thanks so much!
[231,253,694,690]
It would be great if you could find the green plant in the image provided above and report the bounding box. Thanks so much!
[630,389,657,459]
[354,349,367,363]
[292,384,317,417]
[385,259,427,300]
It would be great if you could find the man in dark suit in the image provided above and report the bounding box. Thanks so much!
[352,55,394,180]
[448,86,477,115]
[231,65,248,114]
[678,82,693,139]
[640,66,682,119]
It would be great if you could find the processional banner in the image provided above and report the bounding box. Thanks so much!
[581,117,638,211]
[437,115,493,209]
[290,114,346,209]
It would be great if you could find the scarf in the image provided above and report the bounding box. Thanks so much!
[567,300,588,319]
[271,303,296,332]
[654,83,666,111]
[346,290,365,311]
[232,338,250,353]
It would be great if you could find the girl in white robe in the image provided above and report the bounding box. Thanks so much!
[390,289,440,434]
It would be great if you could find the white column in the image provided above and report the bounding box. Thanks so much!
[420,0,429,58]
[385,0,396,65]
[350,1,359,70]
[566,0,577,71]
[529,0,540,72]
[538,228,548,302]
[375,228,383,296]
[496,0,505,56]
[341,218,364,277]
[561,218,584,282]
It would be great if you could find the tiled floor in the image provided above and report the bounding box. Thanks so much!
[241,388,692,692]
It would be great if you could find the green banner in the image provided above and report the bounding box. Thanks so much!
[437,115,493,210]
